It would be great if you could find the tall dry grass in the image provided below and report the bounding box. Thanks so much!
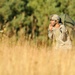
[0,39,75,75]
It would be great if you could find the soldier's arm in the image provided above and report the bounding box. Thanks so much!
[60,24,67,33]
[58,24,68,45]
[48,24,53,39]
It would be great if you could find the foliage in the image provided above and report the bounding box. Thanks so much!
[0,0,75,45]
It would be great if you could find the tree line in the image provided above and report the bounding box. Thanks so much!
[0,0,75,45]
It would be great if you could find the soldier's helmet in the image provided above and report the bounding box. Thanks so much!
[50,14,60,21]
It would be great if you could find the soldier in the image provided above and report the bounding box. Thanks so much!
[48,14,72,50]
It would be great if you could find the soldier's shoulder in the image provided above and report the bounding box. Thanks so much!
[60,23,66,28]
[60,23,65,26]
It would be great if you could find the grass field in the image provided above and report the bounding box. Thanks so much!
[0,39,75,75]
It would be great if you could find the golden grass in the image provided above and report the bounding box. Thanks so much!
[0,39,75,75]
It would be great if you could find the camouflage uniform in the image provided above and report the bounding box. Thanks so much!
[48,23,72,50]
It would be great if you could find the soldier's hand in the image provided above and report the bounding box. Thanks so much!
[49,24,53,31]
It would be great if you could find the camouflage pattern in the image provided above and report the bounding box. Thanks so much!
[48,24,72,50]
